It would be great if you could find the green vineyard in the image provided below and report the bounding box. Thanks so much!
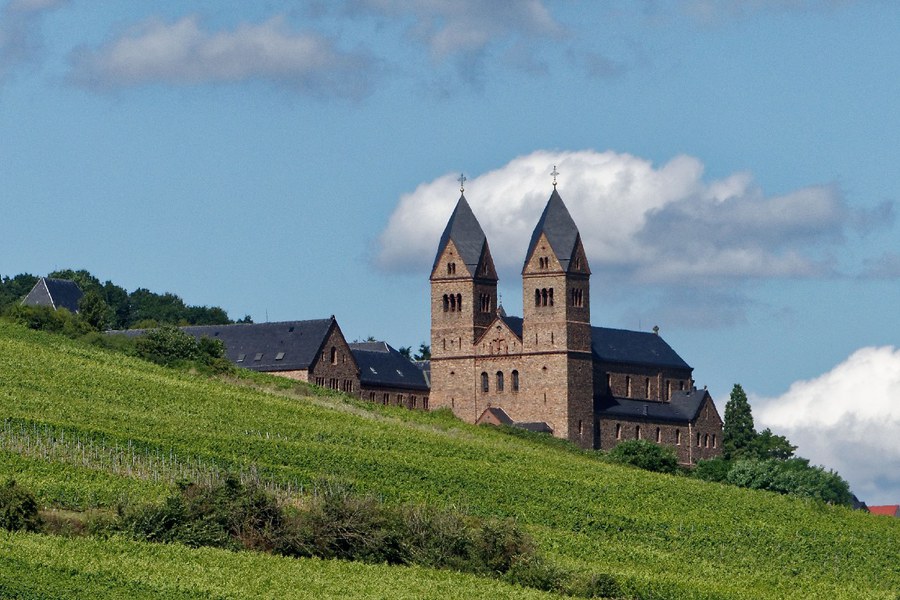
[1,322,898,599]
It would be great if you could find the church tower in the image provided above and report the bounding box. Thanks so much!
[520,184,594,447]
[429,190,498,421]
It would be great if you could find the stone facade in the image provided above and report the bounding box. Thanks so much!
[307,324,358,395]
[429,187,723,461]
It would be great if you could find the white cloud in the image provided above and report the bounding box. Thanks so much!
[753,346,900,505]
[0,0,67,83]
[68,15,376,98]
[350,0,564,59]
[375,149,848,286]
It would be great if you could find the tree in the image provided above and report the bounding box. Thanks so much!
[723,384,756,459]
[398,346,412,359]
[414,343,431,361]
[78,290,111,331]
[607,440,680,474]
[750,428,797,460]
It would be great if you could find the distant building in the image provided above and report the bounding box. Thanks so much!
[868,505,899,517]
[117,318,429,408]
[21,277,83,313]
[349,341,430,409]
[428,184,723,463]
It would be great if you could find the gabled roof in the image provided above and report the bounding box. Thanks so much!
[432,195,489,274]
[350,341,430,392]
[115,319,338,372]
[479,406,514,426]
[868,505,899,517]
[524,188,581,272]
[595,388,711,424]
[591,326,692,370]
[500,315,523,338]
[22,277,83,313]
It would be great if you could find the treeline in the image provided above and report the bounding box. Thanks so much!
[0,269,248,331]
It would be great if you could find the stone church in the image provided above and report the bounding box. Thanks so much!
[429,182,723,464]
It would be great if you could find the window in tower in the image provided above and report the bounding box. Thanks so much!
[548,288,554,306]
[330,347,337,364]
[481,372,489,393]
[535,289,540,307]
[447,262,456,275]
[540,288,548,306]
[511,370,519,392]
[480,293,491,313]
[496,371,504,392]
[456,293,462,311]
[442,294,449,312]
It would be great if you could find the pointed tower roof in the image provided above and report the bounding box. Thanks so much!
[524,188,581,272]
[432,195,489,273]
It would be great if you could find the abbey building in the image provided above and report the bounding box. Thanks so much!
[429,185,723,463]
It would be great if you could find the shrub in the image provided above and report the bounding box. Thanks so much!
[693,457,732,483]
[608,439,680,474]
[135,325,200,366]
[0,480,42,533]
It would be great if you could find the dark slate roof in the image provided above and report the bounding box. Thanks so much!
[524,188,581,272]
[22,278,83,313]
[415,360,431,387]
[350,341,430,392]
[595,388,710,424]
[114,319,337,373]
[500,315,523,338]
[433,195,488,273]
[591,326,691,370]
[516,422,554,433]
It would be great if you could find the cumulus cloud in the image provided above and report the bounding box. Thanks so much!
[68,15,377,98]
[753,346,900,504]
[0,0,67,83]
[375,149,852,288]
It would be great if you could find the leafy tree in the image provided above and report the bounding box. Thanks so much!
[726,458,853,506]
[750,428,797,460]
[607,440,680,474]
[414,343,431,361]
[723,384,756,459]
[3,304,90,337]
[135,325,201,366]
[0,273,38,310]
[48,268,102,295]
[398,346,412,359]
[236,315,253,324]
[78,289,111,331]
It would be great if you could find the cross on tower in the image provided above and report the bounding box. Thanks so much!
[458,173,467,193]
[551,165,559,188]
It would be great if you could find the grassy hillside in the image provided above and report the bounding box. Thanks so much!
[1,322,898,599]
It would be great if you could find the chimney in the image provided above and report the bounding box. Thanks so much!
[652,325,659,336]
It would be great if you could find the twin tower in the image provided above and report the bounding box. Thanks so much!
[429,186,596,448]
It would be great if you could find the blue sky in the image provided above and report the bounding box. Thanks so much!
[2,0,899,503]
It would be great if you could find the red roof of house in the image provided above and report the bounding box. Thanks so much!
[868,505,899,517]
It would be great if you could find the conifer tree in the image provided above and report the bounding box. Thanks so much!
[723,383,756,459]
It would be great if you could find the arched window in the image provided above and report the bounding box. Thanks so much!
[625,376,632,398]
[704,434,709,448]
[456,293,462,311]
[656,427,661,443]
[511,370,519,392]
[541,288,548,306]
[449,294,456,311]
[496,371,504,392]
[712,434,717,448]
[676,429,681,445]
[535,289,541,307]
[330,347,337,364]
[548,288,554,306]
[481,372,489,393]
[442,294,449,312]
[636,425,642,440]
[447,262,456,275]
[696,432,702,447]
[615,423,622,439]
[645,378,651,399]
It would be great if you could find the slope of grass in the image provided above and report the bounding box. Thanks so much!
[0,530,553,600]
[1,322,899,599]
